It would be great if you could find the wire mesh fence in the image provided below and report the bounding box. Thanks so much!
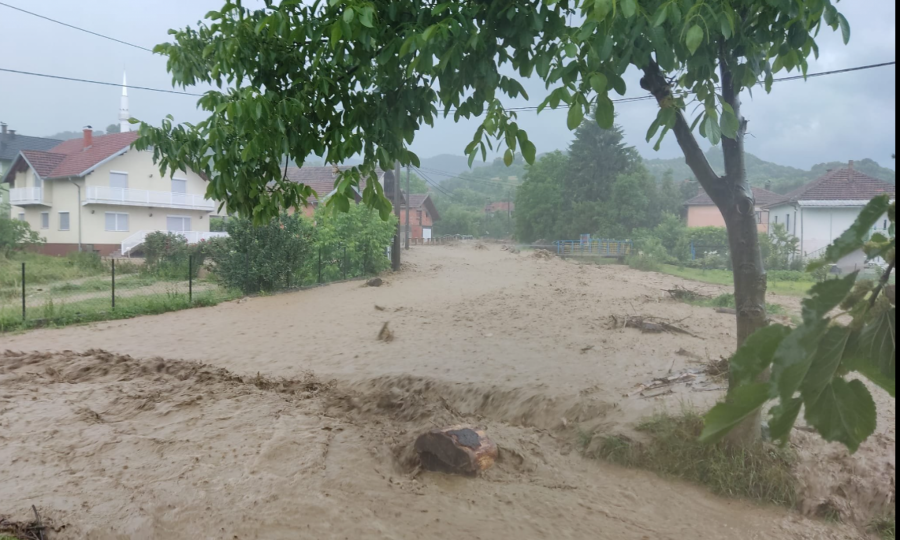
[0,244,391,332]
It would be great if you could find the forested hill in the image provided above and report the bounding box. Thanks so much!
[644,148,895,194]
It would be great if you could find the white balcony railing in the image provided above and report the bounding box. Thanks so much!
[85,186,216,211]
[121,230,229,256]
[9,187,49,206]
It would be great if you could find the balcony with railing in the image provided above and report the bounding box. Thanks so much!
[84,186,216,211]
[9,187,50,206]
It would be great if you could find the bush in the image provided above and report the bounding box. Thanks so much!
[208,213,316,294]
[767,270,811,282]
[142,232,205,279]
[626,236,668,271]
[313,204,396,281]
[0,213,43,257]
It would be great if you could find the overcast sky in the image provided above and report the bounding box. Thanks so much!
[0,0,895,170]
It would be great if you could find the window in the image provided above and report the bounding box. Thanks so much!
[41,212,49,229]
[755,211,762,224]
[58,212,70,231]
[105,212,129,232]
[172,178,187,194]
[773,215,778,224]
[417,210,423,224]
[109,171,128,189]
[786,214,791,233]
[17,213,25,222]
[167,216,191,232]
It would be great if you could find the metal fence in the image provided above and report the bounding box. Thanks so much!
[0,244,391,331]
[554,239,633,258]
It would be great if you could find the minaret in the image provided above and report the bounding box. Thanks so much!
[119,71,130,133]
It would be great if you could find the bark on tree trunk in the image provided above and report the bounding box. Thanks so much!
[641,56,768,446]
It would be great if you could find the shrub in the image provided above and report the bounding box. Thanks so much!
[141,232,204,279]
[209,213,316,293]
[313,204,396,280]
[626,236,668,271]
[0,213,43,257]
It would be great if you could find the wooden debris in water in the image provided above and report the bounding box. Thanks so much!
[414,425,498,476]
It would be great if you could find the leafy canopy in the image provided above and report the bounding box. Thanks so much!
[135,0,848,222]
[701,196,895,453]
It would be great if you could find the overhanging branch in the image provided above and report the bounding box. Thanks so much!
[640,60,726,206]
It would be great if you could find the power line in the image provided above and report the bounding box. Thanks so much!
[0,1,154,52]
[418,166,521,188]
[412,166,458,200]
[0,68,203,96]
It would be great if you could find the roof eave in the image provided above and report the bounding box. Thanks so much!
[1,152,39,184]
[71,145,133,178]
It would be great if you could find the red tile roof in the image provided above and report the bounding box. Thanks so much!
[685,186,782,206]
[765,168,895,206]
[283,166,400,204]
[402,192,440,221]
[3,131,139,182]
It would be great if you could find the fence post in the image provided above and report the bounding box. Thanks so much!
[189,255,193,303]
[342,245,347,280]
[111,258,116,309]
[21,262,25,320]
[317,247,322,284]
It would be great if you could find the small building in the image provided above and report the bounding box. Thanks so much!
[484,201,514,214]
[684,185,782,232]
[400,193,440,241]
[763,162,895,266]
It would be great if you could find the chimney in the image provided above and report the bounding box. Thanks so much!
[1,122,6,135]
[83,128,93,149]
[764,181,772,191]
[7,129,15,138]
[848,160,854,170]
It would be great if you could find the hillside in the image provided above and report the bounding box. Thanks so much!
[645,148,895,193]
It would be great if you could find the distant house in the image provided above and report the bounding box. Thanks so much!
[763,162,895,267]
[400,193,440,241]
[684,185,782,232]
[484,201,514,215]
[282,166,404,217]
[1,128,224,256]
[0,123,62,208]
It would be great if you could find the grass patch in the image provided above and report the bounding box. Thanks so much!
[670,291,788,315]
[0,251,107,287]
[578,410,797,507]
[48,275,160,294]
[659,265,816,297]
[0,288,240,332]
[870,515,896,540]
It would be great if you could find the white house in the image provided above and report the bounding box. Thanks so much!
[1,128,226,256]
[764,162,895,270]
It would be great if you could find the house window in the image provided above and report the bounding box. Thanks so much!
[167,216,191,232]
[755,211,762,224]
[417,210,422,224]
[786,214,791,233]
[40,212,49,229]
[172,178,187,194]
[58,212,70,231]
[17,213,25,222]
[105,212,129,232]
[773,215,778,224]
[109,171,128,189]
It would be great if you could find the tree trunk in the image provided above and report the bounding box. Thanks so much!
[642,57,768,446]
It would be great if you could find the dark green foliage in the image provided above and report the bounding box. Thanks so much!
[208,213,317,294]
[563,114,638,203]
[142,232,206,279]
[313,203,397,281]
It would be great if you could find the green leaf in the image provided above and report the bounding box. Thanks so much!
[645,118,661,143]
[518,134,537,164]
[808,195,892,270]
[730,324,792,387]
[771,318,829,402]
[845,310,896,396]
[837,13,851,44]
[330,22,343,46]
[800,324,852,405]
[700,383,769,443]
[685,25,704,55]
[804,378,876,453]
[720,108,740,139]
[801,272,858,323]
[342,8,355,24]
[589,73,608,94]
[358,6,375,28]
[719,13,733,39]
[567,101,585,130]
[652,7,667,26]
[503,148,514,167]
[768,397,803,442]
[594,95,614,129]
[621,0,637,18]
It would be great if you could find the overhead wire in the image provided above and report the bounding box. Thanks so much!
[0,1,154,52]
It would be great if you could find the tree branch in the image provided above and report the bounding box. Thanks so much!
[640,61,726,206]
[719,46,748,198]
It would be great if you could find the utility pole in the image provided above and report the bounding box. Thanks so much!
[392,161,401,270]
[405,164,410,250]
[507,188,511,233]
